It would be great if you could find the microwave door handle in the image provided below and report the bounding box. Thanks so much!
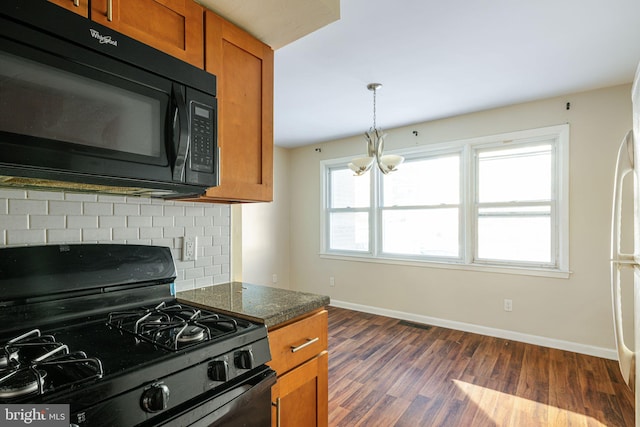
[172,87,189,182]
[610,130,636,390]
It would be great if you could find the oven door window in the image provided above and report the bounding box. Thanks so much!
[0,49,168,165]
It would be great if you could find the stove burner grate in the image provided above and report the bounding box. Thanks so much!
[108,302,240,351]
[0,369,45,399]
[0,330,103,401]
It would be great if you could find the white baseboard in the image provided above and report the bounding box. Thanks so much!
[330,299,617,360]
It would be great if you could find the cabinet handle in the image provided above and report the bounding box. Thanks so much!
[73,0,79,6]
[290,337,319,353]
[272,397,281,427]
[107,0,113,21]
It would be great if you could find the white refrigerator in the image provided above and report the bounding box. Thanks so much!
[611,62,640,423]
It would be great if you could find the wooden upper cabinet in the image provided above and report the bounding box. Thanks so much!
[47,0,89,17]
[202,11,274,202]
[90,0,204,68]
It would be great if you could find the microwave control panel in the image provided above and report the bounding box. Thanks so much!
[189,102,215,173]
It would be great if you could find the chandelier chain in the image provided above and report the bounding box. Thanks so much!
[372,87,377,130]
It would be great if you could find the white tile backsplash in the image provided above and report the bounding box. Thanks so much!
[127,216,152,228]
[82,228,111,242]
[31,215,64,229]
[47,229,82,243]
[3,215,28,230]
[49,200,82,215]
[7,229,45,245]
[0,190,231,291]
[114,203,140,216]
[67,215,98,229]
[9,199,47,215]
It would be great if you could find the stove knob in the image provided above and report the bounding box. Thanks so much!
[208,360,229,381]
[141,383,170,413]
[235,349,254,369]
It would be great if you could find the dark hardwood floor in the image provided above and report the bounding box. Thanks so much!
[327,306,635,426]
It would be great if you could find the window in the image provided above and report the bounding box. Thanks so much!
[326,167,371,252]
[475,144,555,266]
[381,153,461,258]
[321,124,569,276]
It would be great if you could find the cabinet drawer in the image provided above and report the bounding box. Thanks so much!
[268,310,327,376]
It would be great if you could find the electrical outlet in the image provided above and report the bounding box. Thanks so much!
[504,299,513,312]
[183,236,197,261]
[329,276,335,287]
[272,274,278,284]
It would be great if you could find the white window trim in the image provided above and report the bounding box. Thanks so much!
[320,124,570,278]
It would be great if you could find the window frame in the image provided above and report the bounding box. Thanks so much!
[320,124,570,278]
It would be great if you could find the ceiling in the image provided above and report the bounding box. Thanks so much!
[195,0,340,50]
[205,0,640,149]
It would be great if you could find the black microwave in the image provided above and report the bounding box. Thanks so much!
[0,1,218,198]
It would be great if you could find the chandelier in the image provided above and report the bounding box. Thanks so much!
[348,83,404,176]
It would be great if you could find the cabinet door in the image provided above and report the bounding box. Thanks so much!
[202,11,274,202]
[91,0,204,68]
[273,352,328,427]
[47,0,88,17]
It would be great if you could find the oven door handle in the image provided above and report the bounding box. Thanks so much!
[172,83,189,183]
[290,337,319,353]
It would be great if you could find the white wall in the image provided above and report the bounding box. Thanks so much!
[240,146,292,288]
[281,84,632,357]
[0,189,231,291]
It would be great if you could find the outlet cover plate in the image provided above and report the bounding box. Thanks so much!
[183,236,197,261]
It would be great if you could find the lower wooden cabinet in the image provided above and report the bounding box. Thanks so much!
[272,352,328,427]
[268,310,328,427]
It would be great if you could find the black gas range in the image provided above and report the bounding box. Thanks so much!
[0,244,275,426]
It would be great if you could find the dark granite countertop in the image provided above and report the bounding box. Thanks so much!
[176,282,330,328]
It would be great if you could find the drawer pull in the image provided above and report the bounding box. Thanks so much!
[272,398,281,427]
[73,0,79,6]
[290,337,319,353]
[107,0,113,21]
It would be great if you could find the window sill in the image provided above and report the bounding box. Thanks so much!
[319,253,571,279]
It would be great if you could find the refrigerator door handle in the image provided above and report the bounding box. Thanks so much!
[610,130,636,390]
